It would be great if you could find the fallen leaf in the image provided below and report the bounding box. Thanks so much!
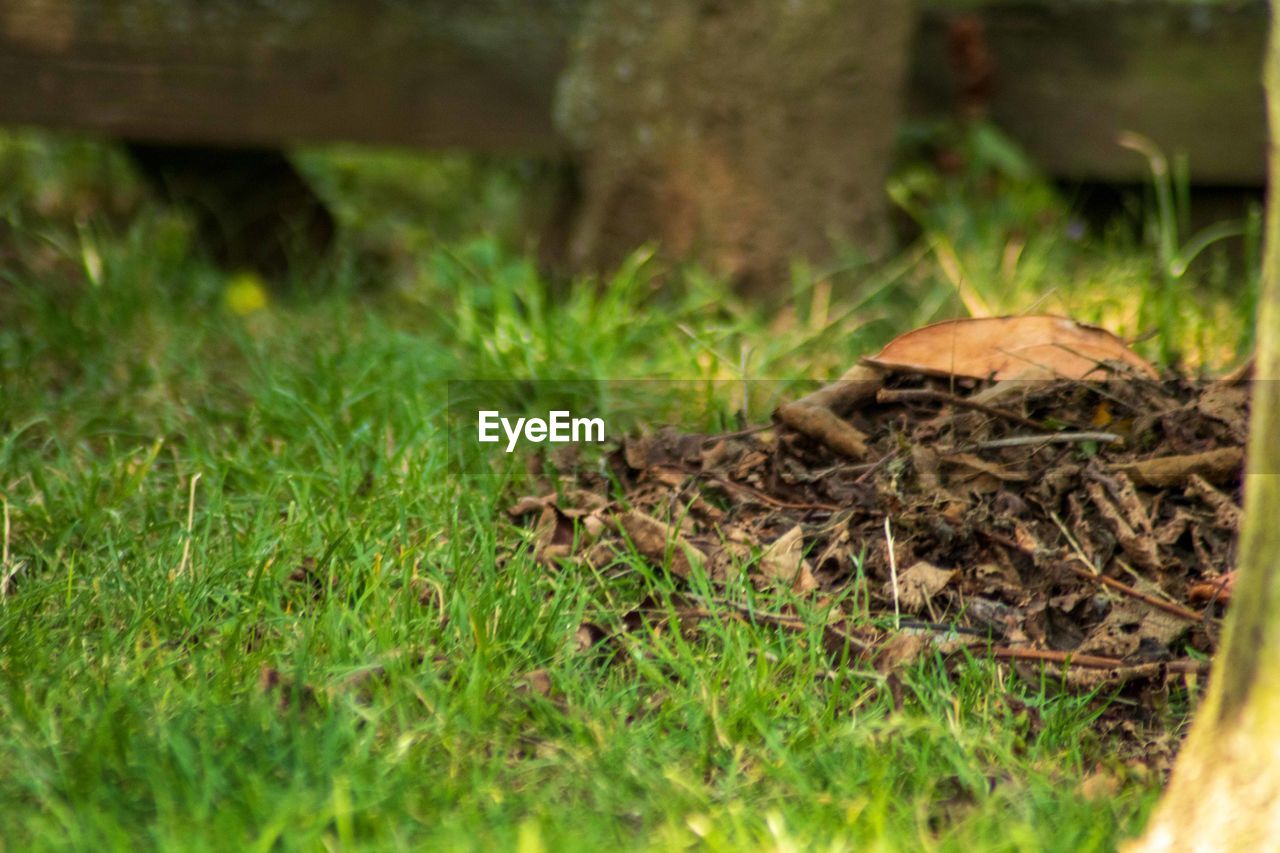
[1112,447,1244,488]
[884,561,956,612]
[574,623,609,653]
[874,632,934,675]
[1077,602,1188,660]
[944,453,1029,482]
[618,510,705,579]
[1188,572,1235,605]
[758,525,819,593]
[533,503,577,561]
[864,315,1157,381]
[912,446,943,490]
[1195,382,1250,439]
[1086,481,1161,573]
[516,668,553,698]
[508,494,556,517]
[1185,475,1244,530]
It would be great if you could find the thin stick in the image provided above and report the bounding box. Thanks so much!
[2,497,8,568]
[884,517,900,630]
[948,431,1121,453]
[177,473,202,576]
[855,449,900,485]
[1065,561,1203,622]
[1048,510,1102,574]
[985,645,1210,675]
[1051,512,1203,621]
[876,387,1054,432]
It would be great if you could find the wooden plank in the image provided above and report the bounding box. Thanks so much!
[910,1,1269,185]
[0,0,585,151]
[0,0,1268,184]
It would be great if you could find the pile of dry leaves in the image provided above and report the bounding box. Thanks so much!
[508,317,1247,704]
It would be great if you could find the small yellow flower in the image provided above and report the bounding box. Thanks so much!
[224,271,269,316]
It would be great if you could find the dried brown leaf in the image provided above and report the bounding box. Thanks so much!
[1188,572,1235,605]
[1077,602,1188,660]
[885,561,957,612]
[1195,382,1250,439]
[516,668,554,698]
[864,315,1157,380]
[618,510,705,579]
[757,525,819,593]
[944,453,1029,482]
[1112,447,1244,489]
[874,633,934,675]
[1085,481,1161,573]
[508,494,555,517]
[1185,475,1243,530]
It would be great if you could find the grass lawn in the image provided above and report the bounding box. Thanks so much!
[0,129,1256,850]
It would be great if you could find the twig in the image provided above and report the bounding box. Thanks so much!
[1048,510,1102,575]
[1065,561,1203,623]
[876,387,1054,432]
[884,517,900,630]
[809,461,877,479]
[948,431,1121,453]
[855,449,901,484]
[682,597,808,631]
[776,400,871,458]
[985,645,1210,675]
[1050,510,1204,622]
[775,364,885,459]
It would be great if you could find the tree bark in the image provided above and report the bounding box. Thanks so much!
[1131,6,1280,850]
[555,0,916,298]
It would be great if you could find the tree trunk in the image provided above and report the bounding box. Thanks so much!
[1131,6,1280,850]
[555,0,916,298]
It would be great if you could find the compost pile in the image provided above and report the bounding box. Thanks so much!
[508,318,1248,704]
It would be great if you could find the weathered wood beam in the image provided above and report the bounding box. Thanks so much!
[0,0,586,152]
[910,1,1269,185]
[0,0,1268,184]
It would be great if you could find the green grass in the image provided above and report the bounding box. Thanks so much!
[0,128,1249,850]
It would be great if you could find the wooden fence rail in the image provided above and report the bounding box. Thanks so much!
[1,0,1266,182]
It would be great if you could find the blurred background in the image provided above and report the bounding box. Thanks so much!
[0,0,1266,379]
